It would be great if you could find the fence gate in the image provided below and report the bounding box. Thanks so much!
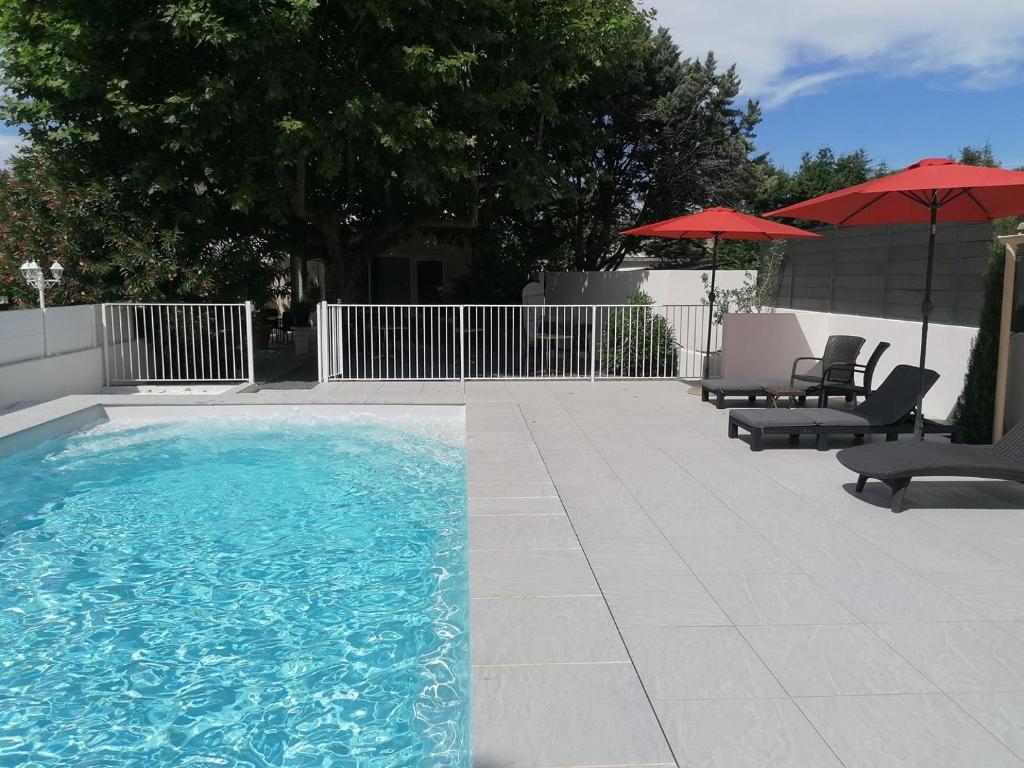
[317,303,718,382]
[102,302,255,385]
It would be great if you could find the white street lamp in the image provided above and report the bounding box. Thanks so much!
[19,260,64,309]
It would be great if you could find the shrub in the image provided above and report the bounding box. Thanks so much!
[599,291,679,377]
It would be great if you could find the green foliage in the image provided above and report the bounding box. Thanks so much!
[701,241,787,323]
[599,291,678,377]
[953,217,1020,443]
[749,147,885,215]
[0,149,284,307]
[0,0,648,301]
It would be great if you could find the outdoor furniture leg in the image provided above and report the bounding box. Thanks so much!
[701,387,709,402]
[748,394,756,404]
[798,395,806,406]
[750,432,763,451]
[886,432,898,442]
[717,393,725,409]
[728,421,738,438]
[816,433,829,451]
[885,477,912,513]
[855,474,867,493]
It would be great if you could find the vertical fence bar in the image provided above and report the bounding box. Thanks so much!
[244,300,255,384]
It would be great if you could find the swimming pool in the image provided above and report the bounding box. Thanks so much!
[0,408,469,766]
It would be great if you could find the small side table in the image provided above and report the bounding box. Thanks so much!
[764,385,805,408]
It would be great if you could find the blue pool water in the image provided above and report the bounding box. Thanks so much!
[0,411,469,767]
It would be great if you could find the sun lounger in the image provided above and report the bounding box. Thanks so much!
[837,421,1023,512]
[727,365,943,451]
[700,334,865,408]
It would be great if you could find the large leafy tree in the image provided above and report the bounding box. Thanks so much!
[0,0,645,301]
[500,30,761,273]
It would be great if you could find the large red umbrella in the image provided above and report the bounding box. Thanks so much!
[621,207,821,377]
[769,158,1024,437]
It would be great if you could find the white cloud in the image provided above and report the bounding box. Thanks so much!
[646,1,1024,107]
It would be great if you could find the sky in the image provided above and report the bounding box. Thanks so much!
[2,2,1023,171]
[648,0,1024,170]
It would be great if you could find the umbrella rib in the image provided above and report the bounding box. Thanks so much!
[898,190,931,207]
[961,188,993,219]
[838,193,889,225]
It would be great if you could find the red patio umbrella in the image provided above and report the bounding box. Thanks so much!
[621,207,821,377]
[769,158,1024,437]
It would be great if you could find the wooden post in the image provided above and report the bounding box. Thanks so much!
[993,235,1024,440]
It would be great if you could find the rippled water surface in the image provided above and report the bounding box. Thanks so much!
[0,411,468,767]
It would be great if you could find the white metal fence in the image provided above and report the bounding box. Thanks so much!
[318,303,718,382]
[102,302,254,385]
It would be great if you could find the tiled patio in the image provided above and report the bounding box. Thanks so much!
[5,379,1024,767]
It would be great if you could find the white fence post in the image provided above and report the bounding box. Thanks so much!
[316,301,326,383]
[244,300,255,384]
[459,305,466,383]
[100,303,110,387]
[590,305,597,382]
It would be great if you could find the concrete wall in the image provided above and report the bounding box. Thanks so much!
[0,305,106,410]
[542,269,752,307]
[720,309,976,420]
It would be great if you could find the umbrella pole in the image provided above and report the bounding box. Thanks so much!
[703,234,720,379]
[913,200,938,439]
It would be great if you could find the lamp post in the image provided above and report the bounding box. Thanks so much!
[19,260,63,309]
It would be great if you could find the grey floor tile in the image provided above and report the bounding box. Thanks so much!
[468,496,564,516]
[470,549,598,599]
[656,698,843,768]
[646,505,758,537]
[623,626,785,700]
[872,622,1024,692]
[701,574,856,625]
[767,533,905,574]
[796,693,1022,768]
[556,481,640,510]
[472,663,674,768]
[923,570,1024,620]
[466,481,557,500]
[951,691,1024,759]
[469,514,579,551]
[568,505,663,541]
[671,536,800,575]
[1000,621,1024,643]
[811,572,984,623]
[471,595,627,666]
[740,624,937,696]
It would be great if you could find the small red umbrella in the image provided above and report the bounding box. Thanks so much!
[621,207,821,377]
[769,158,1024,437]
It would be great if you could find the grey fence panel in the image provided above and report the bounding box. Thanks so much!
[771,221,992,326]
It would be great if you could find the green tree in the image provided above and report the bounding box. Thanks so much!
[0,148,283,307]
[0,0,646,301]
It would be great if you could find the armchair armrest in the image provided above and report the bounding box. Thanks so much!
[789,356,823,386]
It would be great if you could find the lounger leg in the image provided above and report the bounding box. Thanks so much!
[855,474,867,493]
[798,395,806,406]
[886,432,898,442]
[748,394,756,404]
[750,432,763,452]
[717,393,725,409]
[885,477,912,513]
[701,387,709,402]
[816,433,828,451]
[728,421,738,439]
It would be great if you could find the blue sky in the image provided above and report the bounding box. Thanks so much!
[650,0,1024,171]
[3,3,1023,171]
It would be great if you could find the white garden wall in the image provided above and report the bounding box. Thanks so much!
[0,305,107,410]
[720,309,976,420]
[542,269,752,307]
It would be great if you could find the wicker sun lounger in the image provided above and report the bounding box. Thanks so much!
[700,334,865,409]
[727,365,943,451]
[837,421,1024,512]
